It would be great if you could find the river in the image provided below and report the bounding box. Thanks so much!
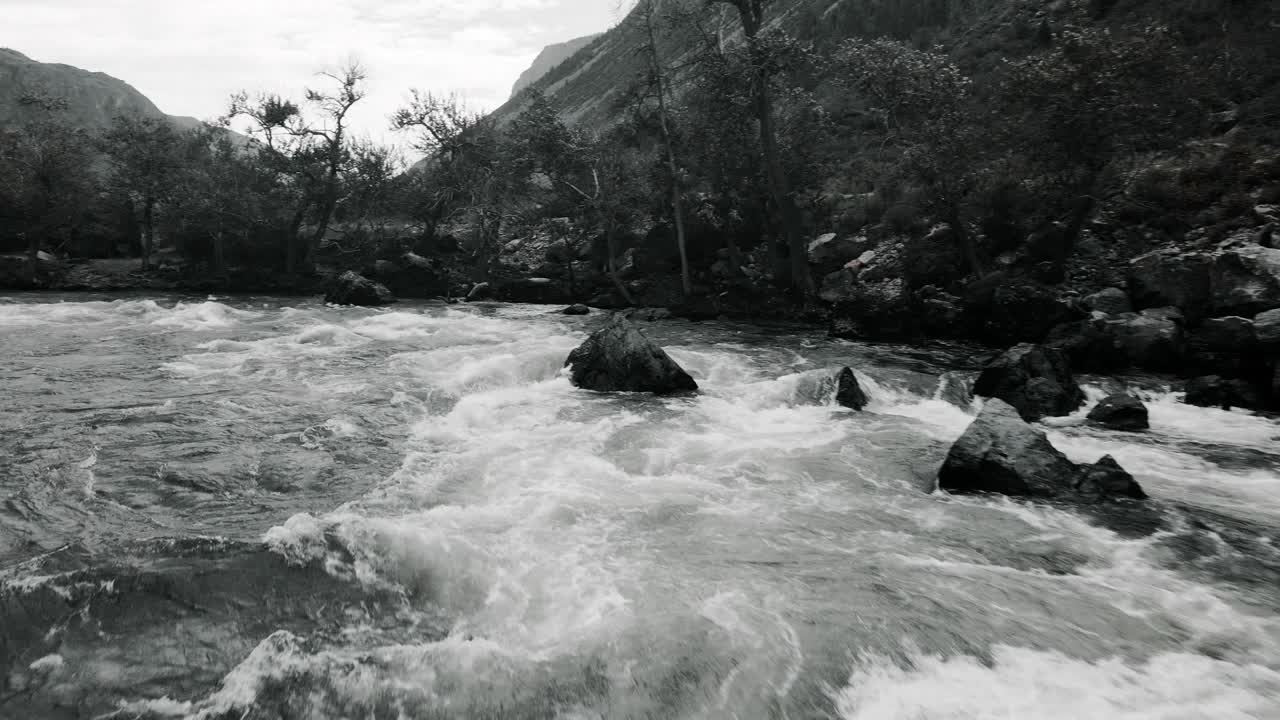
[1,294,1278,719]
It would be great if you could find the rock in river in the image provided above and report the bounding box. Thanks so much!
[836,367,869,410]
[938,399,1146,502]
[565,314,698,394]
[324,271,395,307]
[973,344,1085,422]
[1086,393,1150,431]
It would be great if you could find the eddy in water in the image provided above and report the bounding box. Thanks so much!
[1,296,1279,719]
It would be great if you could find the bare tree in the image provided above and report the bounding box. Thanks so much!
[226,61,367,273]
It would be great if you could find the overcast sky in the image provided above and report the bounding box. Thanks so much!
[2,0,632,150]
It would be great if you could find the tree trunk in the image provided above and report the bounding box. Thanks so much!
[949,208,985,277]
[25,232,39,283]
[303,193,336,275]
[723,0,813,298]
[644,0,693,299]
[286,202,309,274]
[141,196,155,271]
[605,215,635,306]
[566,241,577,299]
[212,229,227,279]
[756,79,811,297]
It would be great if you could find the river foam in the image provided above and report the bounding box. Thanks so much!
[4,296,1279,719]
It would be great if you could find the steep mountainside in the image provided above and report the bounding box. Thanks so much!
[510,34,603,98]
[494,0,1280,130]
[491,0,975,127]
[0,48,212,133]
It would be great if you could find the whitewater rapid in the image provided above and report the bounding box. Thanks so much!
[1,295,1278,719]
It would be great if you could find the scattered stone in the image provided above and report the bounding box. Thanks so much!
[937,399,1145,502]
[1086,394,1150,431]
[1083,287,1133,316]
[564,314,698,394]
[1184,375,1266,411]
[973,344,1085,422]
[324,271,395,306]
[563,304,590,316]
[836,367,869,410]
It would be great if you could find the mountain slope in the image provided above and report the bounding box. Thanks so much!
[0,48,220,135]
[510,34,603,99]
[490,0,987,128]
[492,0,1279,131]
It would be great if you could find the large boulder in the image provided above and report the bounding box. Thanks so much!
[1209,241,1280,317]
[1128,247,1212,320]
[1046,309,1185,373]
[564,315,698,394]
[808,233,865,275]
[977,279,1080,345]
[1184,375,1267,411]
[825,276,917,340]
[1186,316,1262,377]
[938,399,1145,501]
[497,277,568,304]
[973,344,1085,422]
[836,367,869,410]
[1129,240,1280,321]
[1083,287,1134,316]
[562,304,591,316]
[1104,308,1186,372]
[1254,308,1280,347]
[1075,456,1147,502]
[370,252,449,298]
[1086,394,1150,431]
[324,271,395,306]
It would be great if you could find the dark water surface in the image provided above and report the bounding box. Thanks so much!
[1,294,1278,719]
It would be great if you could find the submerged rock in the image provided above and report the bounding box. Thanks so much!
[938,399,1145,502]
[836,367,869,410]
[973,344,1085,422]
[563,304,590,316]
[1086,394,1150,431]
[564,315,697,394]
[324,271,395,306]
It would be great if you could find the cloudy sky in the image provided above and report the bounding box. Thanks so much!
[2,0,632,150]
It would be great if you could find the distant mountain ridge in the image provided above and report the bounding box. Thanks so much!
[0,47,215,135]
[510,34,603,99]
